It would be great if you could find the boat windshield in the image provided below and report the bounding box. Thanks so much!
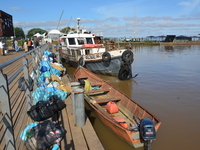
[68,38,76,45]
[86,38,93,44]
[78,39,85,45]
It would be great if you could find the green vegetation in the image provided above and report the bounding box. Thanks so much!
[26,28,47,38]
[14,27,25,39]
[14,27,47,39]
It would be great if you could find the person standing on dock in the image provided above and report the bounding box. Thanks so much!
[23,40,28,53]
[0,40,5,56]
[14,40,20,52]
[27,39,33,52]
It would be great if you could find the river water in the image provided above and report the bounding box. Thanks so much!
[66,45,200,150]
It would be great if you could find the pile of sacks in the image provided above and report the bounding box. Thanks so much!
[32,50,71,105]
[20,50,71,150]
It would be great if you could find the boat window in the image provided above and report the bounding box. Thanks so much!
[86,38,93,44]
[72,50,76,56]
[94,36,103,44]
[85,49,90,54]
[77,50,81,55]
[68,38,76,45]
[77,39,85,45]
[62,38,66,44]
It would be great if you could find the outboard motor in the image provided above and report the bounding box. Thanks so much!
[140,118,156,150]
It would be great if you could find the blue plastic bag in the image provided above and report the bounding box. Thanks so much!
[20,122,38,141]
[43,50,51,56]
[39,61,52,71]
[50,68,61,76]
[37,76,46,84]
[40,66,48,73]
[41,71,51,77]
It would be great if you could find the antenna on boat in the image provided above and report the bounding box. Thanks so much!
[57,10,64,30]
[65,16,72,34]
[134,6,136,40]
[77,18,81,34]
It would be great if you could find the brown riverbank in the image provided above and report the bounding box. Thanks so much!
[160,41,200,45]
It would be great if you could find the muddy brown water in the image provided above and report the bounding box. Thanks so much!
[66,45,200,150]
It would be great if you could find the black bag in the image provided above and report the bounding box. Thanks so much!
[18,76,34,91]
[49,95,66,112]
[49,53,57,63]
[25,120,66,150]
[27,95,66,121]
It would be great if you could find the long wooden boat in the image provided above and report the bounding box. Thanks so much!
[73,67,161,149]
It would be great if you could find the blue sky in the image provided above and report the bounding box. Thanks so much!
[1,0,200,38]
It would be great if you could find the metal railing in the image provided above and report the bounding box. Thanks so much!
[0,43,49,150]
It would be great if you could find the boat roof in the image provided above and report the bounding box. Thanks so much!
[61,33,94,38]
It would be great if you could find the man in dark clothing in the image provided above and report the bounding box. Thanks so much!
[27,39,33,51]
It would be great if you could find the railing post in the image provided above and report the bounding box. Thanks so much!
[0,70,16,150]
[23,58,31,109]
[55,52,61,64]
[31,53,39,91]
[72,88,85,127]
[70,82,80,115]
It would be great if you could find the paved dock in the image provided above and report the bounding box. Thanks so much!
[0,48,105,150]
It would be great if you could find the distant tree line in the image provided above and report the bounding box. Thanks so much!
[14,27,77,39]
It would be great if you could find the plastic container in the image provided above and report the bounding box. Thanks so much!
[106,101,119,114]
[26,129,34,138]
[113,117,128,128]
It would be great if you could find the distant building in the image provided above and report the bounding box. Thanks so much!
[164,35,192,42]
[174,35,192,42]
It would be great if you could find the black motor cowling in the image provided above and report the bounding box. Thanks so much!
[140,118,156,141]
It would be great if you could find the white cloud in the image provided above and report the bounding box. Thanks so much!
[8,7,22,11]
[178,0,200,13]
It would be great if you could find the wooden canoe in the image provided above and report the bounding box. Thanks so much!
[73,67,161,148]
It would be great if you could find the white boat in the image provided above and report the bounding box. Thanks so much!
[59,18,134,80]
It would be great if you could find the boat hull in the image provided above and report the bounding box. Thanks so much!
[68,56,122,76]
[86,101,144,148]
[73,67,161,148]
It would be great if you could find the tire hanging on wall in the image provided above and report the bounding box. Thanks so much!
[118,64,132,80]
[78,57,85,67]
[122,50,134,64]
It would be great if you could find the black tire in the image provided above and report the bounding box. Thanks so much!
[118,65,132,80]
[78,57,85,66]
[102,52,111,62]
[122,50,134,64]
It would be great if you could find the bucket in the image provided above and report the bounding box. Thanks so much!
[4,49,9,54]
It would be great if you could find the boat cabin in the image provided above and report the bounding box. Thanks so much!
[60,32,104,60]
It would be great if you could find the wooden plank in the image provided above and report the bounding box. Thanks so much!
[85,89,109,95]
[66,97,88,150]
[59,97,74,150]
[82,117,105,150]
[95,97,121,104]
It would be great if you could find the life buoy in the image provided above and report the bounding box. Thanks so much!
[118,64,132,80]
[102,52,111,62]
[122,50,134,64]
[78,57,85,66]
